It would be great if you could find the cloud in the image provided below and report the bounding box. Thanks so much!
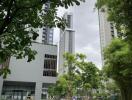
[76,43,102,69]
[54,0,102,68]
[72,0,102,68]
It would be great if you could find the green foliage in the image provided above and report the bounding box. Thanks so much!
[48,75,68,97]
[93,71,121,100]
[0,67,11,79]
[96,0,132,99]
[106,80,120,93]
[104,39,132,82]
[79,62,100,89]
[48,74,77,99]
[63,53,100,89]
[48,53,100,98]
[104,38,132,100]
[0,0,84,77]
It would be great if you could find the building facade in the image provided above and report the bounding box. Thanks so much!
[41,2,53,45]
[0,43,57,100]
[58,12,75,74]
[35,2,54,45]
[42,27,53,44]
[98,9,118,65]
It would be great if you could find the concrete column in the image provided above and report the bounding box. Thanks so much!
[35,82,42,100]
[0,77,3,97]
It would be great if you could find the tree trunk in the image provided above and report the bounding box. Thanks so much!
[120,85,132,100]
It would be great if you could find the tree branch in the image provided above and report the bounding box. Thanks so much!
[16,0,48,10]
[0,0,49,36]
[0,0,14,35]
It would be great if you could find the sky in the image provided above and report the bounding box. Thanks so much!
[54,0,102,68]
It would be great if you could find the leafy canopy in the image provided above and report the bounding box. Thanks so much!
[0,0,84,62]
[96,1,132,99]
[0,0,84,77]
[48,53,100,98]
[104,39,132,84]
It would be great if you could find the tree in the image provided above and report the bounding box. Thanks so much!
[77,60,100,100]
[64,53,101,99]
[48,75,69,99]
[94,70,121,100]
[96,0,132,99]
[0,0,84,77]
[48,74,77,100]
[104,39,132,100]
[48,53,100,99]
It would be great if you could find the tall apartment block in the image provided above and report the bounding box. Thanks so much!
[42,2,53,45]
[0,43,57,100]
[58,12,75,74]
[98,9,118,65]
[35,2,53,45]
[42,27,53,44]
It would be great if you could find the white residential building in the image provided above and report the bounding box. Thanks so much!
[0,43,57,100]
[98,9,118,65]
[58,12,75,74]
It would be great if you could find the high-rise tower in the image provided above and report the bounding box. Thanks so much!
[42,2,53,44]
[42,27,53,44]
[35,2,53,44]
[58,12,75,74]
[98,9,118,65]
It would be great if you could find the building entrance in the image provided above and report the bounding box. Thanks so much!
[1,81,35,100]
[2,90,27,100]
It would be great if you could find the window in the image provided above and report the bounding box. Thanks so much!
[67,15,72,28]
[49,34,53,37]
[43,70,56,77]
[41,94,47,99]
[50,30,53,33]
[45,54,57,59]
[43,27,46,30]
[43,54,57,77]
[111,33,115,38]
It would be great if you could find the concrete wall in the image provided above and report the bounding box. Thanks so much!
[0,43,57,100]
